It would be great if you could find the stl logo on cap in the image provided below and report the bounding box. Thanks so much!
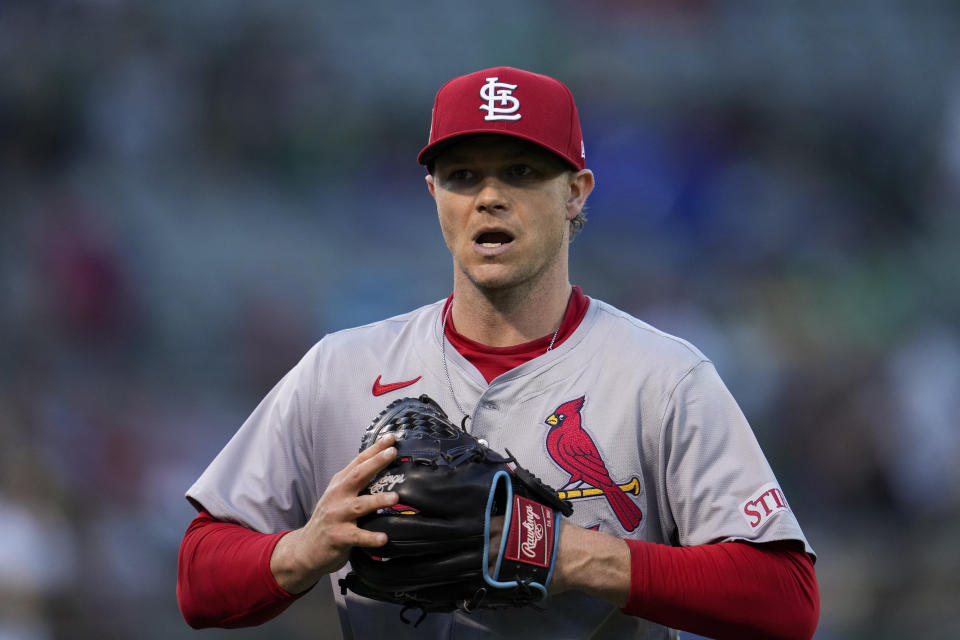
[479,77,521,122]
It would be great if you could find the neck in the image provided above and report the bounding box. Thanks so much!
[450,274,572,348]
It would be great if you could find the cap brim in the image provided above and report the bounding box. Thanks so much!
[418,129,582,171]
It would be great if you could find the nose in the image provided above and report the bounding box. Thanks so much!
[475,177,508,213]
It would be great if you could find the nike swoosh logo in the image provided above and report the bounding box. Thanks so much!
[372,374,422,396]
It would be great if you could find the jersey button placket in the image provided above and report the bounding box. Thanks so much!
[470,398,498,448]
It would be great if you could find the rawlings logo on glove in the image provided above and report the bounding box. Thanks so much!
[510,496,551,566]
[368,473,406,494]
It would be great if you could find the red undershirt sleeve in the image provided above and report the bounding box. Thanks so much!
[623,539,819,640]
[177,510,309,629]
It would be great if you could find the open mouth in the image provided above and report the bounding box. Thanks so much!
[475,231,514,248]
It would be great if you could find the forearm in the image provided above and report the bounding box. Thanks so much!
[177,511,303,629]
[269,526,332,594]
[549,522,632,606]
[624,539,819,640]
[551,524,819,640]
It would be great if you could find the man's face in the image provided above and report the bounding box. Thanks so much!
[426,136,592,295]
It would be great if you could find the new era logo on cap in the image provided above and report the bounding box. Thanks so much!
[418,67,585,171]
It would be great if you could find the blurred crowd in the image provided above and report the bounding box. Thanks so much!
[1,2,958,639]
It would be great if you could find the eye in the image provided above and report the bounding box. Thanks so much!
[506,164,535,179]
[445,168,474,182]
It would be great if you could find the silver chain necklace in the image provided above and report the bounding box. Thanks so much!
[441,302,561,429]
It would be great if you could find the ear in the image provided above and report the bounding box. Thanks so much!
[565,169,594,221]
[425,173,437,199]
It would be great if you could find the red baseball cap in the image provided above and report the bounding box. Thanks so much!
[418,66,586,171]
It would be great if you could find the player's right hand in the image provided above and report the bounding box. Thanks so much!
[269,434,399,594]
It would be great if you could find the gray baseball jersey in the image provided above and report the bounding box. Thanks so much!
[187,296,814,640]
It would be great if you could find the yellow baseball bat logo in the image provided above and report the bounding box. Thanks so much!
[557,476,641,501]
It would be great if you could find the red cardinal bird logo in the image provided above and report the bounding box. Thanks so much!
[544,396,642,531]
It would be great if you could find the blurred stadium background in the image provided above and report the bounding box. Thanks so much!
[1,1,959,638]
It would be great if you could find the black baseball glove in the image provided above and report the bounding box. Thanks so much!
[339,394,573,625]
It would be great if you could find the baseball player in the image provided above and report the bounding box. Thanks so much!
[178,67,819,639]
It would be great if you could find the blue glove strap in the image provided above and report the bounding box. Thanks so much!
[482,470,550,601]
